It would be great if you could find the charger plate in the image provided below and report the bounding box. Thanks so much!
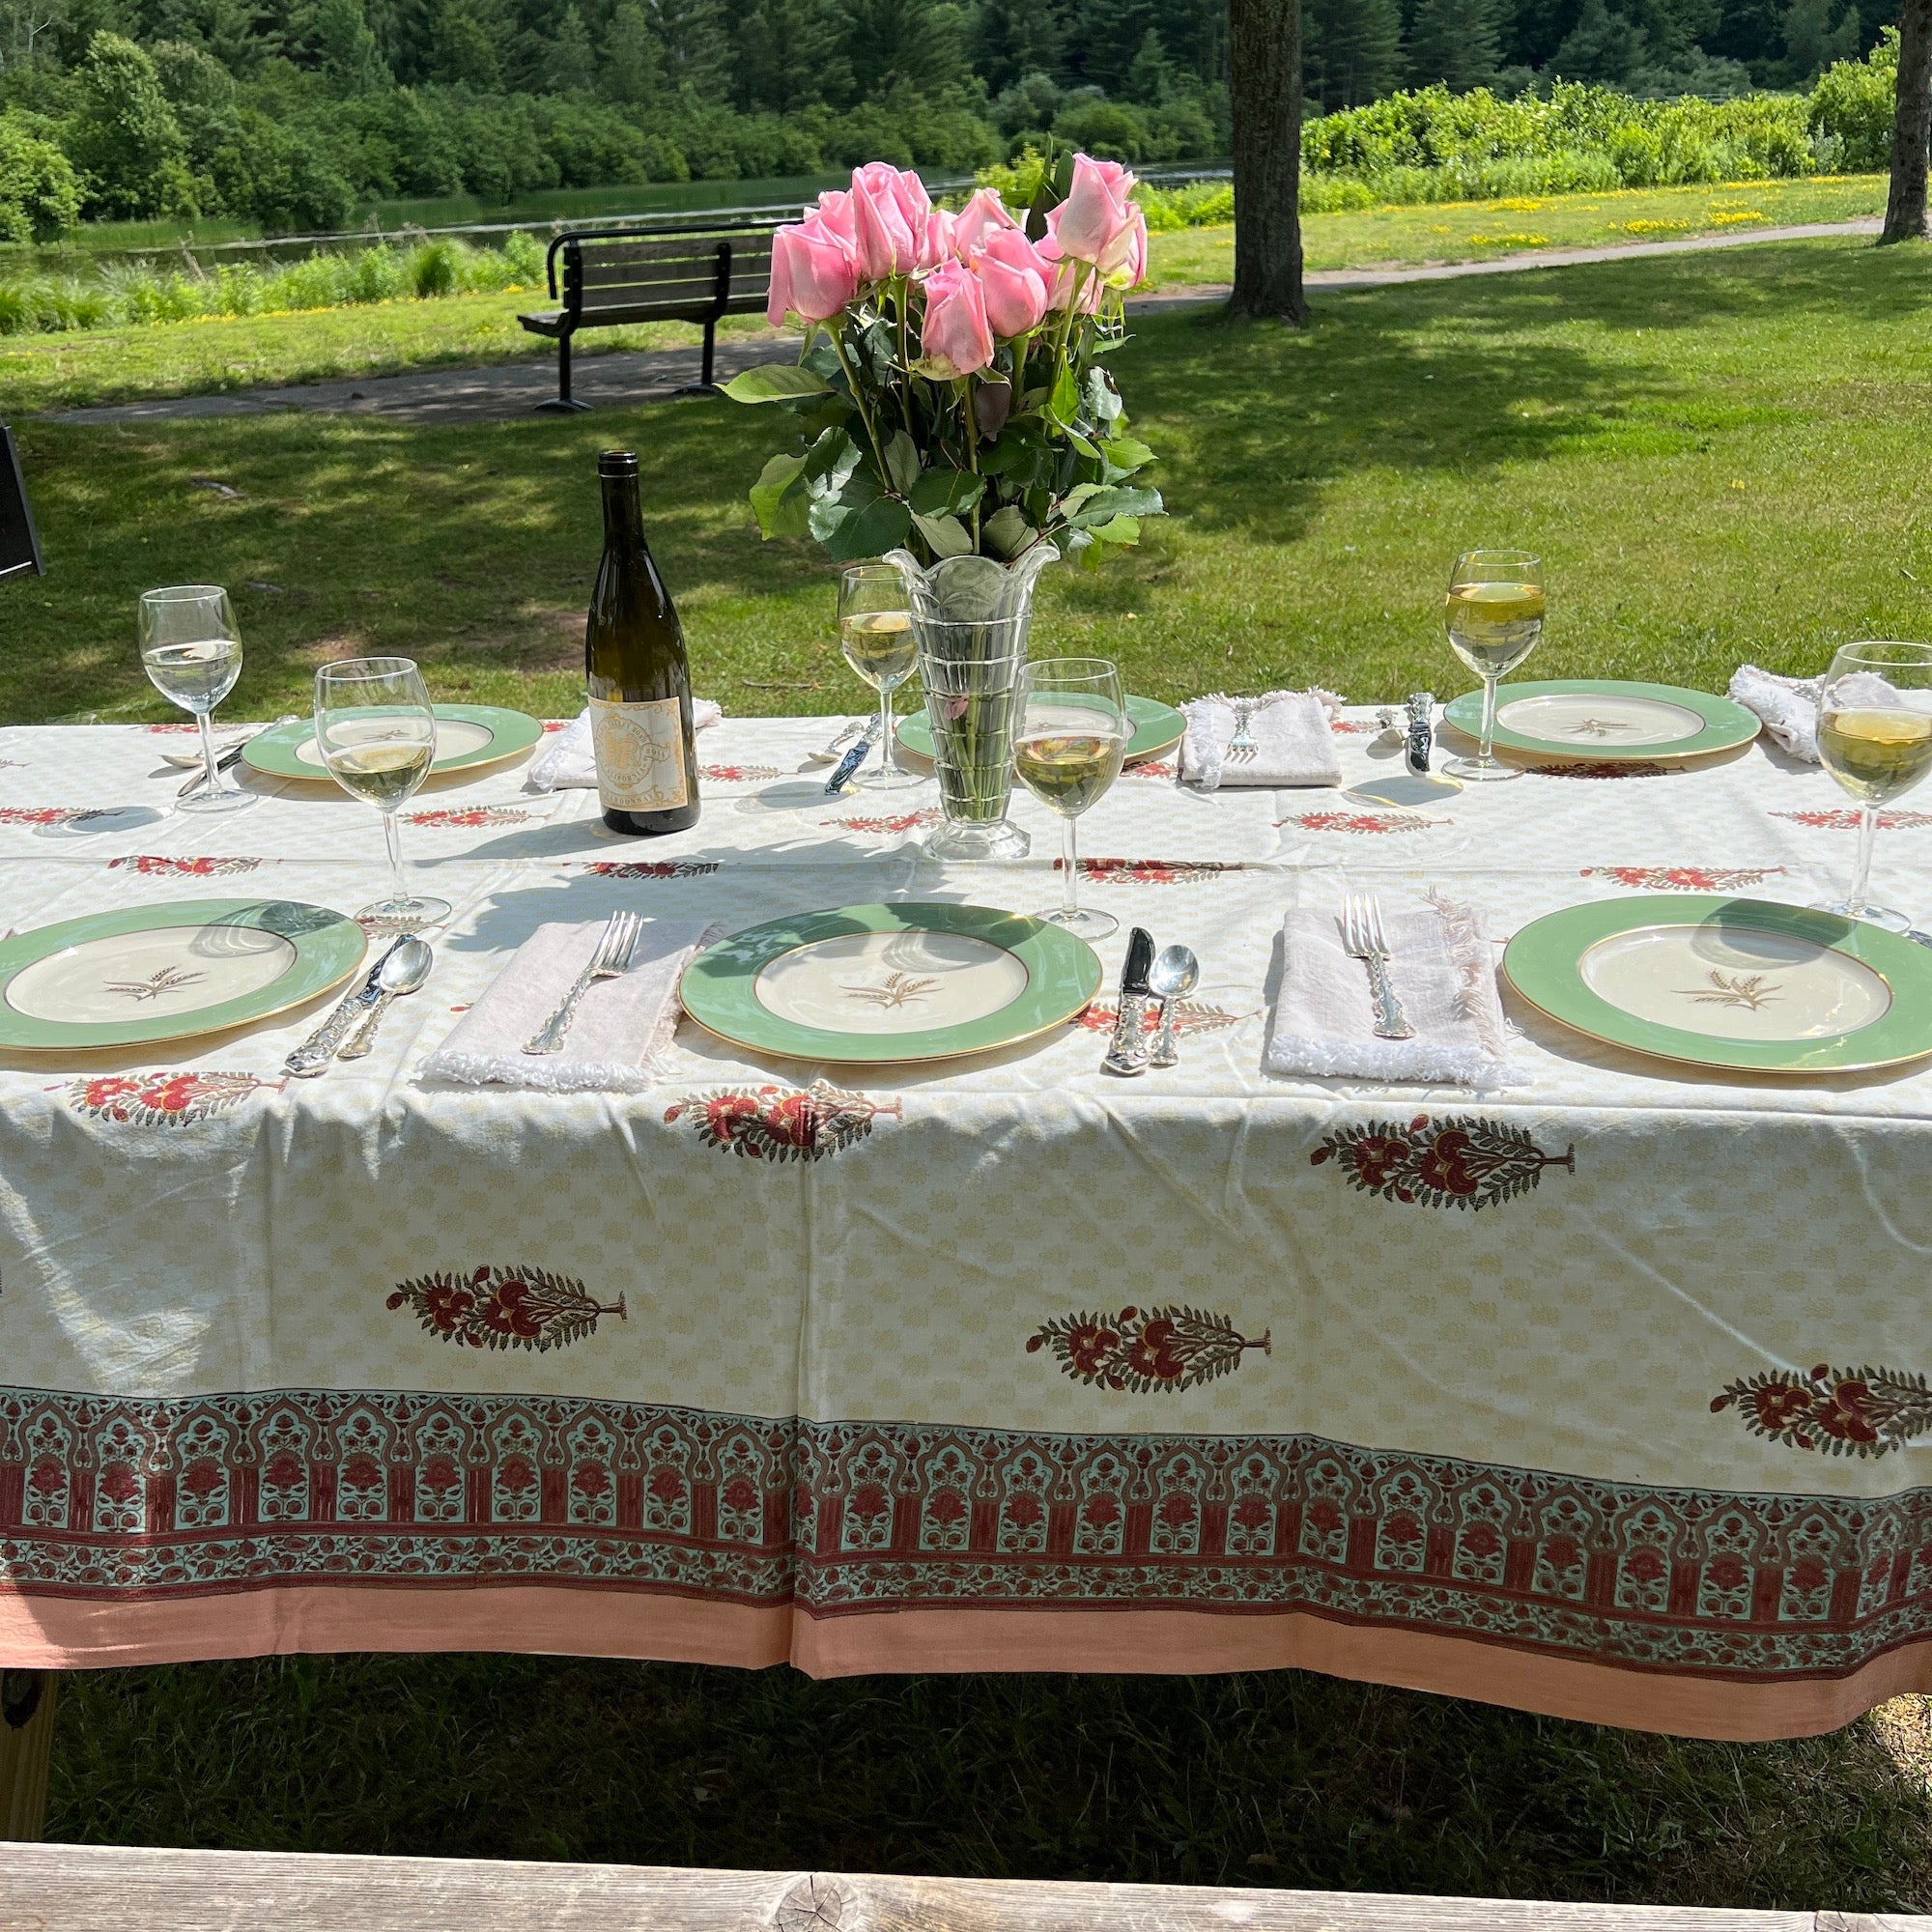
[243,704,544,781]
[0,898,366,1053]
[895,695,1185,772]
[1503,895,1932,1074]
[1442,679,1759,765]
[681,902,1102,1065]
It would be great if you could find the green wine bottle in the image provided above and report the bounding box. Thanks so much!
[586,449,700,836]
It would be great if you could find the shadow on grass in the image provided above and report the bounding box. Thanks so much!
[47,1656,1932,1912]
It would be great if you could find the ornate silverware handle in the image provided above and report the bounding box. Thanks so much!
[1149,999,1181,1068]
[1366,955,1413,1040]
[285,988,379,1077]
[1102,991,1151,1075]
[337,989,397,1061]
[525,964,599,1056]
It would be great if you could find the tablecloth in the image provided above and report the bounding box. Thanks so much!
[1,710,1929,1741]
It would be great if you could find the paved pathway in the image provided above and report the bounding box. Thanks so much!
[47,218,1881,430]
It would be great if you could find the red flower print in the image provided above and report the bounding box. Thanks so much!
[1307,1498,1342,1536]
[1750,1382,1814,1432]
[649,1465,688,1504]
[1813,1379,1881,1446]
[1064,1322,1119,1377]
[81,1077,141,1111]
[722,1475,759,1514]
[1124,1316,1185,1383]
[497,1455,537,1495]
[1625,1548,1667,1584]
[572,1464,611,1499]
[421,1455,461,1495]
[181,1459,222,1499]
[480,1277,544,1342]
[27,1459,64,1496]
[1707,1554,1748,1591]
[1157,1492,1196,1528]
[1462,1523,1503,1560]
[341,1455,382,1492]
[388,1264,623,1353]
[1081,1493,1120,1528]
[1347,1134,1406,1191]
[1791,1556,1829,1593]
[1007,1492,1044,1528]
[1233,1496,1270,1530]
[1384,1513,1423,1548]
[849,1482,889,1522]
[928,1488,967,1525]
[99,1463,140,1504]
[1544,1535,1581,1572]
[264,1451,303,1489]
[1413,1126,1478,1198]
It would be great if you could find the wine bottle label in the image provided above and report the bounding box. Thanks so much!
[588,696,691,811]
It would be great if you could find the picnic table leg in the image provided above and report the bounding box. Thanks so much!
[0,1670,57,1842]
[535,327,591,414]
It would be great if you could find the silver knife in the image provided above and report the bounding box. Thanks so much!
[176,715,296,798]
[284,937,406,1078]
[824,713,885,795]
[1102,926,1155,1076]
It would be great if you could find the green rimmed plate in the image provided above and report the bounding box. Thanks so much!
[895,695,1185,772]
[1442,679,1760,765]
[1503,895,1932,1074]
[242,704,544,782]
[680,901,1103,1065]
[0,898,366,1054]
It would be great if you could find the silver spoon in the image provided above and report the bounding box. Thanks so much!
[336,935,433,1061]
[1146,944,1199,1068]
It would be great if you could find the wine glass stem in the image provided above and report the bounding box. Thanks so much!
[1062,818,1081,920]
[1849,801,1880,915]
[196,709,219,794]
[876,685,894,780]
[383,811,413,909]
[1479,672,1500,764]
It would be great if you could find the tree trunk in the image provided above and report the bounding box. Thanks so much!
[1882,0,1932,244]
[1228,0,1308,322]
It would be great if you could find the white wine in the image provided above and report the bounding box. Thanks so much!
[1446,582,1545,679]
[143,639,241,714]
[839,609,916,689]
[1819,707,1932,805]
[587,449,700,837]
[325,737,433,807]
[1014,731,1125,817]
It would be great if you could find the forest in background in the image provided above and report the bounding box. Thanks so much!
[0,0,1897,240]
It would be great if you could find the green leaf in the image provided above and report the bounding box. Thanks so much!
[910,467,984,517]
[750,453,809,540]
[802,427,863,500]
[1085,367,1123,424]
[1103,437,1155,475]
[1087,515,1141,545]
[912,511,974,557]
[1047,362,1080,427]
[1065,431,1102,462]
[981,504,1035,559]
[1066,484,1163,529]
[823,493,912,562]
[884,431,921,497]
[721,362,834,404]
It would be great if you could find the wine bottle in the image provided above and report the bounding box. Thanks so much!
[586,449,700,836]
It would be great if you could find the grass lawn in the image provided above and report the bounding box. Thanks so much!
[0,176,1889,414]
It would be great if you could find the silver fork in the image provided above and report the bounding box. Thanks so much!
[1227,697,1260,762]
[1341,894,1413,1040]
[523,910,641,1055]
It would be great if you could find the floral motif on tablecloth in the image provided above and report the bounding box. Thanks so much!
[1580,867,1786,892]
[106,855,262,876]
[1063,858,1247,885]
[1122,760,1178,780]
[1027,1304,1271,1394]
[664,1082,901,1161]
[386,1264,626,1352]
[57,1070,282,1126]
[701,764,782,782]
[1712,1364,1932,1460]
[1077,999,1251,1039]
[406,807,532,827]
[584,860,721,879]
[1312,1114,1575,1210]
[1774,809,1932,830]
[1284,810,1436,835]
[1537,761,1674,779]
[1331,720,1379,734]
[821,809,943,833]
[0,807,80,826]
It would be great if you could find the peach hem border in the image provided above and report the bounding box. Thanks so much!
[5,1584,1929,1741]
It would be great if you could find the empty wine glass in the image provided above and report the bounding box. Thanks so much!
[1443,550,1545,782]
[1813,640,1932,931]
[314,657,450,926]
[140,584,255,812]
[1013,656,1128,941]
[838,561,923,791]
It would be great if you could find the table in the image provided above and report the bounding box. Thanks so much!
[1,712,1929,1743]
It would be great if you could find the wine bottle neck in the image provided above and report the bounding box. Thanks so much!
[601,473,646,549]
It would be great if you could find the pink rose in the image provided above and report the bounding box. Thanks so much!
[919,259,994,379]
[812,187,858,251]
[1041,242,1103,315]
[952,185,1018,258]
[919,206,957,273]
[850,162,928,281]
[767,213,858,327]
[1049,154,1139,273]
[974,226,1050,338]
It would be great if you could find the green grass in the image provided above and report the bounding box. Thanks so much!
[9,235,1930,730]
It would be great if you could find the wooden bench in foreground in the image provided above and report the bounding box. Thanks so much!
[517,220,779,411]
[0,1842,1922,1931]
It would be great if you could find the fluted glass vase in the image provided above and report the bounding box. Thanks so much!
[885,543,1059,862]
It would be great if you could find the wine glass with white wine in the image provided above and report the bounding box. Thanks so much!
[314,657,451,926]
[1013,656,1128,941]
[140,584,256,812]
[1813,640,1932,931]
[838,561,923,791]
[1443,550,1545,782]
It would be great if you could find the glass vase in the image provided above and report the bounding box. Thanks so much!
[885,543,1059,862]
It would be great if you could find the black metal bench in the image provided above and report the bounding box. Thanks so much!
[518,220,779,411]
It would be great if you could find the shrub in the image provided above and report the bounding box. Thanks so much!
[0,114,83,242]
[1808,28,1896,174]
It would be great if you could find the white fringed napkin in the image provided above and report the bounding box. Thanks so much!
[526,700,722,792]
[420,919,717,1093]
[1180,690,1344,789]
[1264,893,1522,1088]
[1729,665,1900,764]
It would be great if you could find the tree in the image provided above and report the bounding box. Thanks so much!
[544,2,593,89]
[0,112,81,239]
[1782,0,1861,81]
[428,0,501,84]
[1408,0,1500,90]
[736,0,850,112]
[600,0,662,100]
[302,0,392,91]
[1227,0,1305,323]
[1550,0,1646,80]
[1304,0,1401,110]
[1882,0,1931,242]
[65,30,196,215]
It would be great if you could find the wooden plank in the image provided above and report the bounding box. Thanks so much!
[0,1842,1882,1931]
[577,277,729,308]
[0,1669,55,1842]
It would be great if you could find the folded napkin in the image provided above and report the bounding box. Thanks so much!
[526,700,722,792]
[420,919,717,1093]
[1180,690,1344,789]
[1264,893,1522,1088]
[1729,664,1900,764]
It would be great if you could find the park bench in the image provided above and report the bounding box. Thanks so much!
[518,219,779,411]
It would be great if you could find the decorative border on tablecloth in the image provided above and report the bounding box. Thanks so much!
[2,1385,1928,1682]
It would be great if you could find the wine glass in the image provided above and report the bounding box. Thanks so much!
[314,657,451,926]
[1443,550,1545,782]
[139,584,256,812]
[1813,640,1932,931]
[1014,656,1128,941]
[838,561,923,791]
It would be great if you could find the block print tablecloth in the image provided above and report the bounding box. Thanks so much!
[2,713,1931,1741]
